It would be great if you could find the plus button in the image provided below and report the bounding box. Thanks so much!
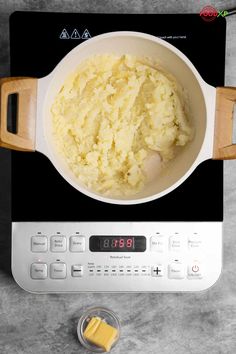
[151,265,164,277]
[153,267,161,274]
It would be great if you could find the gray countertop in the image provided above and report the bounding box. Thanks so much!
[1,1,236,353]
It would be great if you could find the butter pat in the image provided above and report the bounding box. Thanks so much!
[83,316,118,352]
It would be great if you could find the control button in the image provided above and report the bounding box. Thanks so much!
[31,236,48,252]
[69,236,85,252]
[31,263,47,279]
[168,262,185,279]
[71,265,83,277]
[50,236,66,252]
[188,262,203,279]
[188,234,202,251]
[50,262,67,279]
[151,265,164,277]
[150,235,164,252]
[169,235,184,252]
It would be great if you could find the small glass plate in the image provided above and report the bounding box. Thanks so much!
[77,307,121,352]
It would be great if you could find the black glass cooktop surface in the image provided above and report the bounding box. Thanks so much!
[10,11,225,222]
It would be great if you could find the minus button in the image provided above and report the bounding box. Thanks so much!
[72,265,83,277]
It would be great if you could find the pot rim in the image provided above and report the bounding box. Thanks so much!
[36,31,216,205]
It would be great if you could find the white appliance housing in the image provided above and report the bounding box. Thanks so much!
[12,221,222,293]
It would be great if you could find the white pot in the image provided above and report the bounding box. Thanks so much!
[1,32,236,204]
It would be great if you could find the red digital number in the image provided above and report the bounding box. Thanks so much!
[119,238,125,248]
[126,238,133,248]
[111,239,118,248]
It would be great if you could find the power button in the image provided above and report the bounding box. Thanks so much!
[188,262,203,279]
[192,265,199,273]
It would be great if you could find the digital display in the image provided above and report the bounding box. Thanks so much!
[89,236,146,252]
[101,237,134,251]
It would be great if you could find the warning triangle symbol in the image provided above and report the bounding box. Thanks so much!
[82,29,91,39]
[71,29,80,39]
[59,28,70,39]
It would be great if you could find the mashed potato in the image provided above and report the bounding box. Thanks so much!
[51,54,193,196]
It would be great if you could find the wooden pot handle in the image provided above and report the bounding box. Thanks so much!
[0,77,37,151]
[213,86,236,159]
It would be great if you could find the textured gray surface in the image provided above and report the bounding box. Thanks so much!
[1,1,236,353]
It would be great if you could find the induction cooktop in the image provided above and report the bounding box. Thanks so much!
[9,12,225,293]
[10,11,225,222]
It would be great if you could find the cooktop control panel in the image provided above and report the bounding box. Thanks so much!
[12,222,222,293]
